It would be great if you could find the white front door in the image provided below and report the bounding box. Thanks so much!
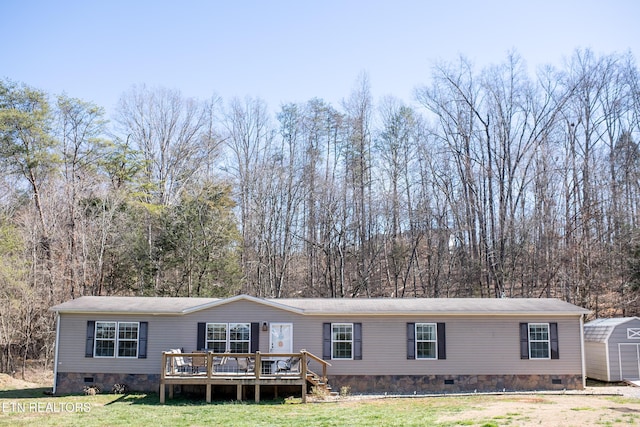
[269,323,293,354]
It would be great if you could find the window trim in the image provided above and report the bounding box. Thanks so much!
[628,328,640,339]
[415,323,438,360]
[204,322,251,353]
[528,323,551,360]
[94,321,116,358]
[331,323,354,360]
[407,322,446,360]
[117,321,140,358]
[229,323,251,353]
[94,321,140,358]
[206,323,228,352]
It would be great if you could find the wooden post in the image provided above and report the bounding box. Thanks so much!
[236,384,242,401]
[161,352,167,379]
[206,351,212,403]
[255,351,261,379]
[160,352,167,403]
[301,351,307,403]
[301,351,308,378]
[255,381,260,403]
[322,354,327,383]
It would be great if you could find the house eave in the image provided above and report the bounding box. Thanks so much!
[49,309,186,316]
[50,295,589,317]
[51,309,588,317]
[302,311,588,317]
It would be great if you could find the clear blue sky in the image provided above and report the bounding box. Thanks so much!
[2,0,639,117]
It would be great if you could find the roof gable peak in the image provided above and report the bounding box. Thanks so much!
[185,294,304,314]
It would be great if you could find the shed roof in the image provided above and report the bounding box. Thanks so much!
[584,317,640,343]
[50,294,589,317]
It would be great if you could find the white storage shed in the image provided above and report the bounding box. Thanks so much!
[584,317,640,382]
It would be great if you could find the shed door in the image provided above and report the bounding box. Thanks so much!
[619,343,640,380]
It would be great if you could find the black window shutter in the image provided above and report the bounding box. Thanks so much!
[550,322,559,359]
[322,323,331,360]
[138,322,148,359]
[520,323,529,359]
[407,323,415,360]
[197,322,206,351]
[437,322,446,360]
[354,323,362,360]
[251,322,259,353]
[85,320,95,358]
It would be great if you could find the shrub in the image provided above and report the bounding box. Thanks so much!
[83,385,100,395]
[112,383,128,394]
[310,386,330,400]
[339,385,351,398]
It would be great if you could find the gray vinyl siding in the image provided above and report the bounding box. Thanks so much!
[57,299,583,377]
[304,315,582,376]
[585,341,609,381]
[58,314,187,374]
[57,300,305,374]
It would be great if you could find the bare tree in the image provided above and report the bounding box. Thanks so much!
[223,96,274,295]
[56,95,108,298]
[342,73,377,296]
[115,85,216,294]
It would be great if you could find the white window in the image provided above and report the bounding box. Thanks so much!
[117,322,139,357]
[332,323,353,359]
[206,323,250,353]
[95,321,139,358]
[628,328,640,339]
[95,322,116,357]
[207,323,227,352]
[528,323,550,359]
[415,323,437,359]
[230,323,250,353]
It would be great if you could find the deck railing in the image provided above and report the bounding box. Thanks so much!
[160,350,331,403]
[162,351,315,378]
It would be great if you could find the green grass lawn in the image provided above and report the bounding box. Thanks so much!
[1,387,639,427]
[0,388,488,427]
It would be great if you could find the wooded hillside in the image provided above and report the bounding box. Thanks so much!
[1,48,639,373]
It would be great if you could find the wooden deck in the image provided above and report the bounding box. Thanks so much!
[160,350,330,403]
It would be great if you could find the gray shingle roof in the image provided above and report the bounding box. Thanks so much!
[50,294,589,316]
[50,296,220,314]
[276,297,588,315]
[584,317,640,342]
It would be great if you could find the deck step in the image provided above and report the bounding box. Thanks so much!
[305,373,332,396]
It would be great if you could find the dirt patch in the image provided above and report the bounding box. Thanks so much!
[434,394,640,426]
[508,396,548,404]
[310,386,640,426]
[0,363,52,390]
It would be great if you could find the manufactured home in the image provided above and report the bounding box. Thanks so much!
[584,317,640,382]
[50,295,589,401]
